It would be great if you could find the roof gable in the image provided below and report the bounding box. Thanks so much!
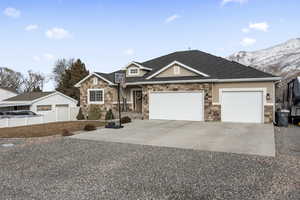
[74,72,115,87]
[0,87,18,94]
[146,61,210,80]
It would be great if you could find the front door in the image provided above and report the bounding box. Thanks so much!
[133,90,142,113]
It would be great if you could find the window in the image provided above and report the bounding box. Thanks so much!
[37,105,52,111]
[174,65,180,75]
[128,67,139,75]
[88,89,104,104]
[93,77,98,85]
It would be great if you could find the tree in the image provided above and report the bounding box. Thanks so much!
[0,67,23,92]
[52,58,74,88]
[56,59,89,102]
[22,70,46,93]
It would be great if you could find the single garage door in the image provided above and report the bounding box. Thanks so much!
[56,104,69,121]
[221,91,263,123]
[149,91,204,121]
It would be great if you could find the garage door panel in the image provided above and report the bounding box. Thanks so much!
[149,92,203,121]
[221,91,263,123]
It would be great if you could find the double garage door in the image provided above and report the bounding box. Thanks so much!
[149,90,263,123]
[149,92,204,121]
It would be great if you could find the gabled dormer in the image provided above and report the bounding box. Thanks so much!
[125,62,152,77]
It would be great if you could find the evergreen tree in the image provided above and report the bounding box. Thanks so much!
[56,59,89,103]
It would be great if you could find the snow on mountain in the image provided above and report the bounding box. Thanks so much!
[227,38,300,79]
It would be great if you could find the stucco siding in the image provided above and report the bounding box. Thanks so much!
[156,64,197,78]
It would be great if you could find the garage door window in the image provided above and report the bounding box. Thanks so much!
[88,89,104,104]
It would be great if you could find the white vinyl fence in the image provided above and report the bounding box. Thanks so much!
[0,107,79,128]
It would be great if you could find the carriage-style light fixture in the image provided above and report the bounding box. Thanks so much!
[266,93,271,100]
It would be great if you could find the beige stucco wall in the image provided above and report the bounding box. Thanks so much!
[156,64,197,78]
[126,64,148,77]
[212,82,275,104]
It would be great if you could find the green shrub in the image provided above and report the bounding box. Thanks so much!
[105,109,115,120]
[121,116,131,124]
[84,124,97,131]
[87,105,102,120]
[76,108,85,120]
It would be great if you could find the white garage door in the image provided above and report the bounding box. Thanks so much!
[149,92,204,121]
[221,91,263,123]
[56,104,69,121]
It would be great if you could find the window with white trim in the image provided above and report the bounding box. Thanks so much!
[174,65,180,75]
[128,67,139,75]
[88,89,104,104]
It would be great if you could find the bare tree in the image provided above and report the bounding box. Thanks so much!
[0,67,23,92]
[22,70,46,93]
[52,58,74,88]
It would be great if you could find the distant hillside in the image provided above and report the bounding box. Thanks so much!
[227,38,300,81]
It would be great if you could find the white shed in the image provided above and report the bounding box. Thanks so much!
[0,91,79,122]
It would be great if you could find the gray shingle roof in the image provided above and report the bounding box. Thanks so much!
[95,50,278,84]
[3,92,55,101]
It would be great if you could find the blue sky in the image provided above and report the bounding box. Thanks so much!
[0,0,299,90]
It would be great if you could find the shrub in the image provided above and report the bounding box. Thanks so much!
[76,108,85,120]
[62,129,74,136]
[84,124,97,131]
[105,109,115,121]
[87,105,102,120]
[121,116,131,124]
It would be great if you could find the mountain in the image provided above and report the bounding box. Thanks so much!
[227,38,300,80]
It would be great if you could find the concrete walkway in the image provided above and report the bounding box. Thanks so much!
[71,120,275,157]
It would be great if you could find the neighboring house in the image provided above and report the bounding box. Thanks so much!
[0,91,78,121]
[0,87,18,102]
[75,50,281,123]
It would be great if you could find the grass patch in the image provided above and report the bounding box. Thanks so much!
[0,121,105,138]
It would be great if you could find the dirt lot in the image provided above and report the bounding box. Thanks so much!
[0,120,104,138]
[0,126,299,200]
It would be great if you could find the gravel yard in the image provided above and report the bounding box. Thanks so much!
[0,127,299,200]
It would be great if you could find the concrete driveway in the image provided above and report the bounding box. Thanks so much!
[71,120,275,157]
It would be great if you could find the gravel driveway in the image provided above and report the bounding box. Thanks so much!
[0,128,299,200]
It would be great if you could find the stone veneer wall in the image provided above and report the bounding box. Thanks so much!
[264,105,274,123]
[79,76,118,120]
[141,83,221,121]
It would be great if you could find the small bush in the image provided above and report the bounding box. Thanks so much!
[62,129,74,136]
[76,108,85,120]
[121,116,131,124]
[105,109,115,120]
[87,105,102,120]
[84,124,97,131]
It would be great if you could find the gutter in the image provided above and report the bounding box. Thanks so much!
[125,77,282,86]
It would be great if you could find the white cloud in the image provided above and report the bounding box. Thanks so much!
[3,7,21,18]
[249,22,269,32]
[222,0,248,5]
[25,24,39,31]
[43,53,54,60]
[165,14,181,23]
[242,28,250,33]
[33,56,41,62]
[45,27,71,40]
[124,48,134,56]
[240,37,256,46]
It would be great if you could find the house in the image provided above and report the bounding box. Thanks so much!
[0,91,78,121]
[0,87,18,101]
[75,50,281,123]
